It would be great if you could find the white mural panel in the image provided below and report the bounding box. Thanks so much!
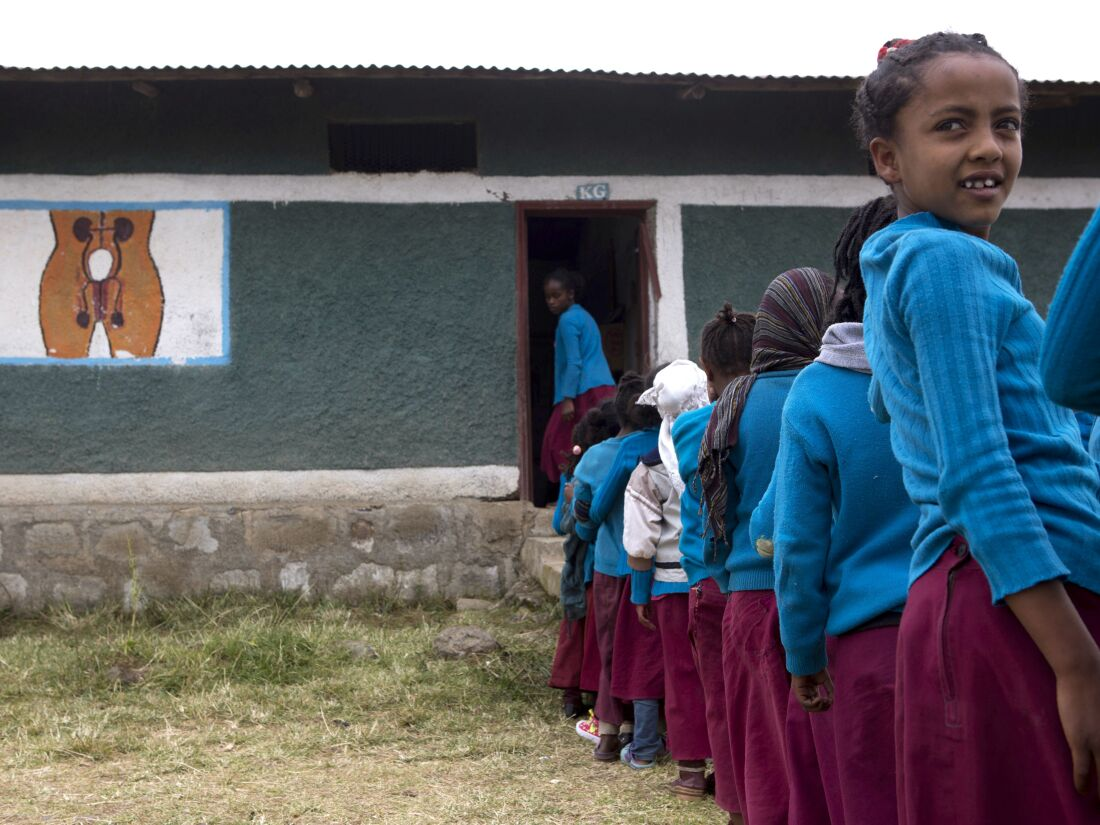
[0,201,229,365]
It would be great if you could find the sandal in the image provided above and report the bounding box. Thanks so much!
[620,742,668,770]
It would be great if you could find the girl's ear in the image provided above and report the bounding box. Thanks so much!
[869,136,902,185]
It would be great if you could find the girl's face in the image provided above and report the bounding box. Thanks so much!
[544,279,575,315]
[869,54,1023,240]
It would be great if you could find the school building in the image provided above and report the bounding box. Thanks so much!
[0,64,1096,611]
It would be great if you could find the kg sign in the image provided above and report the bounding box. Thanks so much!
[575,183,610,201]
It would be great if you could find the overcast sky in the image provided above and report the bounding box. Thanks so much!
[3,0,1098,83]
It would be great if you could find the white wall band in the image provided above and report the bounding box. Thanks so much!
[0,466,520,507]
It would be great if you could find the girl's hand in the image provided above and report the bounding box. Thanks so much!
[563,483,574,503]
[1005,579,1100,798]
[561,398,575,421]
[635,604,656,631]
[792,669,834,713]
[1056,664,1100,799]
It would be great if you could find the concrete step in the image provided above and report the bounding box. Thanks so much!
[537,556,564,600]
[529,506,558,537]
[520,534,564,598]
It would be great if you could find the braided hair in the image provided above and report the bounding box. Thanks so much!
[830,195,898,324]
[852,32,1028,152]
[699,303,756,378]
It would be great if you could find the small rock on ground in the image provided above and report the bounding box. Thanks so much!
[433,626,500,659]
[455,598,495,612]
[339,640,380,660]
[500,577,549,609]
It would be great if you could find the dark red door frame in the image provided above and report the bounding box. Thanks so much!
[514,200,658,502]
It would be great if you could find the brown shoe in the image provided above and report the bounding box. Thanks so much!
[669,764,707,799]
[593,733,620,762]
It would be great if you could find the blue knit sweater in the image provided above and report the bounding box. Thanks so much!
[862,212,1100,602]
[1041,206,1100,415]
[553,472,594,584]
[722,370,800,592]
[553,304,615,404]
[671,403,728,589]
[573,429,659,577]
[769,361,918,676]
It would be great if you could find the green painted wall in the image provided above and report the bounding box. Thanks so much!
[682,205,1096,356]
[0,202,516,473]
[0,78,1096,176]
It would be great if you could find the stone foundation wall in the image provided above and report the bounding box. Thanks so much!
[0,499,532,613]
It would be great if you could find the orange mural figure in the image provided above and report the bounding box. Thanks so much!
[40,210,164,358]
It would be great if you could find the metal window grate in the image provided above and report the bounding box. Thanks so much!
[328,122,478,173]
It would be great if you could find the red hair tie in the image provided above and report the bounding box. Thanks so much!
[877,38,914,61]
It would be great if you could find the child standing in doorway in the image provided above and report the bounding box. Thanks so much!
[856,32,1100,822]
[540,269,616,486]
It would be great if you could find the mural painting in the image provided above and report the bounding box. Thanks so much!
[41,210,164,358]
[0,202,229,365]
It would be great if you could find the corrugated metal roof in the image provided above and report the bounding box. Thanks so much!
[0,64,1096,94]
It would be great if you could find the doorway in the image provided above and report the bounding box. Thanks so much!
[515,201,657,505]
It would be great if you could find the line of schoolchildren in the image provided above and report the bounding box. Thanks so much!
[546,30,1100,825]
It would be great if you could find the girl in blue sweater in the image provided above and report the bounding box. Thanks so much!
[766,195,918,825]
[572,372,660,761]
[699,266,833,825]
[540,269,616,485]
[548,404,619,720]
[856,33,1100,823]
[671,305,754,825]
[1042,205,1100,465]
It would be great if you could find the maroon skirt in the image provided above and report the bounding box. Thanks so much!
[896,539,1100,825]
[653,593,711,760]
[690,578,740,814]
[611,580,665,701]
[592,572,627,727]
[539,384,616,483]
[580,583,601,692]
[722,590,790,825]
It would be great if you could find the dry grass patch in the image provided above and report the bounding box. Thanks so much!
[0,595,726,824]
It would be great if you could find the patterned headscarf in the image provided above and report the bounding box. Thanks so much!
[697,267,833,543]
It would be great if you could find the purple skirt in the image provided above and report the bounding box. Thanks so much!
[611,580,665,700]
[653,593,711,760]
[897,539,1100,825]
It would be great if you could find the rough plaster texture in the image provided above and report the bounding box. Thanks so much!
[681,206,1098,357]
[0,202,516,473]
[0,499,534,613]
[0,79,1096,177]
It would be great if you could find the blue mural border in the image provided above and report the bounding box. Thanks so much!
[0,200,231,367]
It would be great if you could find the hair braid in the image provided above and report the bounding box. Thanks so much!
[830,195,898,324]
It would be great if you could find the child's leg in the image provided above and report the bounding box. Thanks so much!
[831,625,898,825]
[723,591,790,825]
[592,572,626,757]
[548,616,585,715]
[624,699,665,764]
[898,542,1100,825]
[689,579,741,815]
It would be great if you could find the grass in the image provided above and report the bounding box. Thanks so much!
[0,595,727,824]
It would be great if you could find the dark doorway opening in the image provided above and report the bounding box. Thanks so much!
[515,202,657,505]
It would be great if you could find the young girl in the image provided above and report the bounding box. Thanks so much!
[572,372,660,761]
[698,267,832,825]
[856,33,1100,822]
[671,305,754,825]
[540,269,616,486]
[621,360,712,787]
[548,405,619,719]
[767,195,918,825]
